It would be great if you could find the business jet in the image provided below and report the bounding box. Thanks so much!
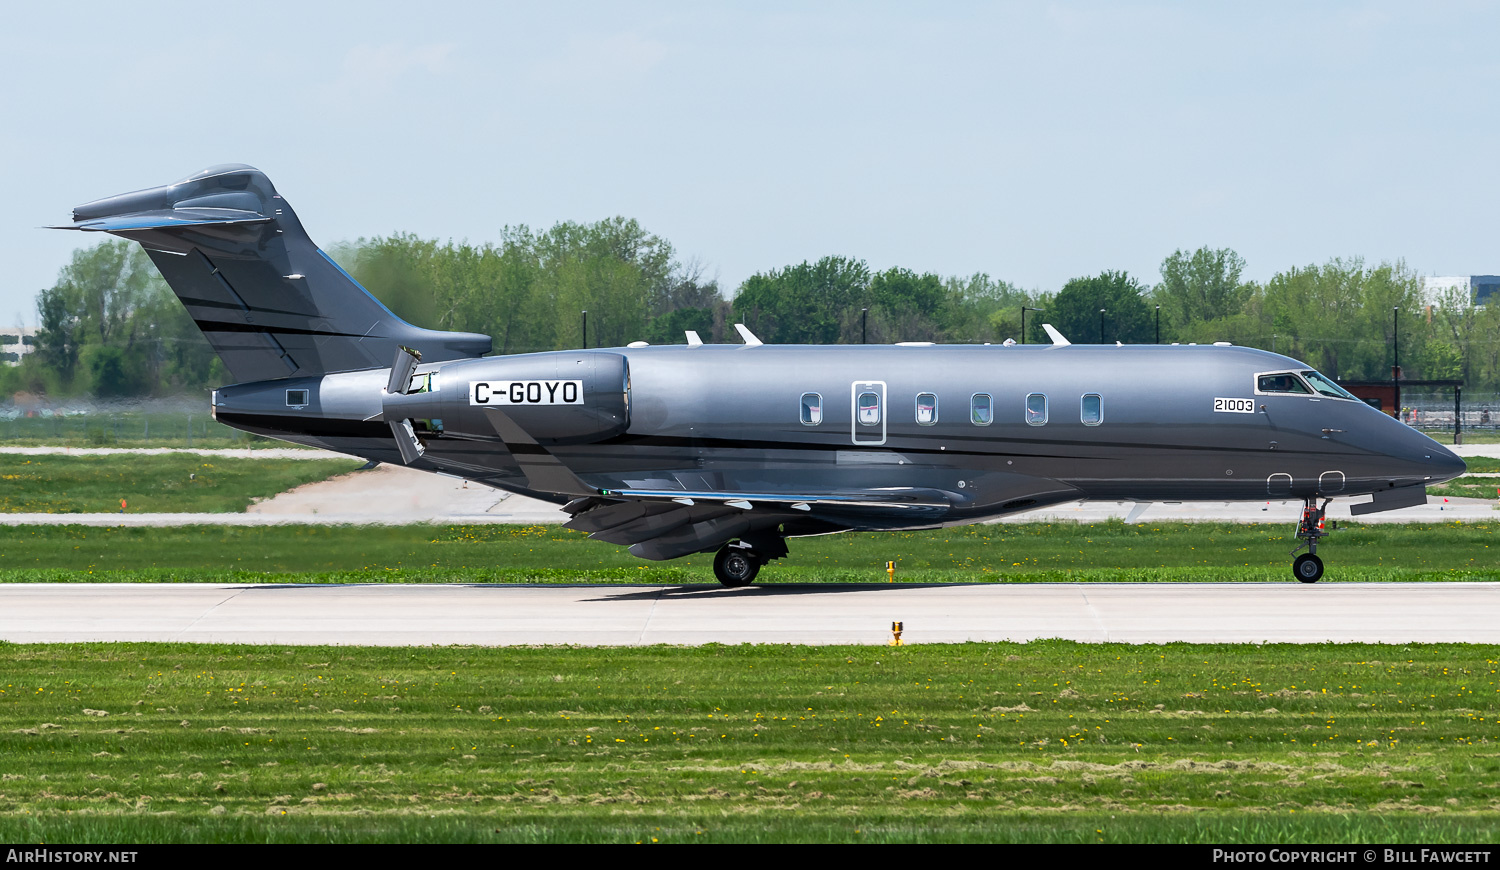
[55,166,1466,586]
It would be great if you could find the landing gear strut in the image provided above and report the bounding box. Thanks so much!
[1289,498,1330,583]
[713,544,762,588]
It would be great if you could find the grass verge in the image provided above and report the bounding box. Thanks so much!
[0,455,365,514]
[1,521,1496,584]
[0,640,1495,843]
[1431,476,1500,500]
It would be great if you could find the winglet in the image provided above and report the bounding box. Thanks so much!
[1042,324,1071,347]
[733,323,764,347]
[685,330,703,347]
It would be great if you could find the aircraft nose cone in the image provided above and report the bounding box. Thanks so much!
[1424,443,1466,483]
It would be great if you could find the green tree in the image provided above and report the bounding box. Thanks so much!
[340,218,721,354]
[1255,258,1427,381]
[733,257,870,344]
[1433,284,1500,388]
[14,240,223,397]
[939,273,1037,343]
[1047,271,1153,344]
[1153,247,1251,341]
[644,307,716,345]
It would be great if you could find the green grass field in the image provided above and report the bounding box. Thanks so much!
[1421,429,1500,445]
[1430,477,1500,501]
[0,455,364,514]
[0,411,295,449]
[0,520,1496,585]
[0,641,1494,843]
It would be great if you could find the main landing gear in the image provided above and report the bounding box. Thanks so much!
[711,532,789,588]
[713,543,762,588]
[1289,498,1330,583]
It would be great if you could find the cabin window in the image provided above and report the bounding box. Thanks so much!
[1081,393,1102,425]
[915,393,938,425]
[800,392,823,425]
[1257,373,1311,394]
[1025,393,1047,426]
[858,391,881,426]
[286,389,309,407]
[971,393,993,426]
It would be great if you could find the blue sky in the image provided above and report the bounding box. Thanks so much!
[2,2,1494,324]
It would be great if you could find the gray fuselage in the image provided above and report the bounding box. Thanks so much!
[213,341,1464,551]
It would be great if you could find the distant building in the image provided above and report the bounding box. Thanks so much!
[0,328,37,365]
[1422,276,1499,306]
[1474,276,1500,305]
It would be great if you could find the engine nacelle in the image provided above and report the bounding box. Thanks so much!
[383,351,630,445]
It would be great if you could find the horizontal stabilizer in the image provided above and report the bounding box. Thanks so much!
[52,209,271,233]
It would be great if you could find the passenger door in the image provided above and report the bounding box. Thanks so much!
[851,381,886,445]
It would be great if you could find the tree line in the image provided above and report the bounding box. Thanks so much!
[6,223,1499,398]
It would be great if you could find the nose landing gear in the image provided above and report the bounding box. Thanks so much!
[1289,498,1330,583]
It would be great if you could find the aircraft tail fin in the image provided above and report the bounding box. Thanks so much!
[54,164,491,383]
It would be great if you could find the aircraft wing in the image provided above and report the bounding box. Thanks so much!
[479,406,1064,560]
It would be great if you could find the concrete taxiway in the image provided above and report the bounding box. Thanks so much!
[2,582,1497,646]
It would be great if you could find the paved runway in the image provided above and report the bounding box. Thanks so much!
[3,582,1497,646]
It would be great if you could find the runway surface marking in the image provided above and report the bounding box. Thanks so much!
[2,582,1497,646]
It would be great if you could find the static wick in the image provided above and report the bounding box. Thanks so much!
[886,560,895,583]
[890,621,903,647]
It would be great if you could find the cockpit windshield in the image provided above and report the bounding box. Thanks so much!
[1257,372,1311,394]
[1300,370,1357,400]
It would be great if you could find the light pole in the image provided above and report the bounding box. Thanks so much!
[1154,305,1160,344]
[1021,306,1043,344]
[861,308,868,345]
[1099,309,1107,344]
[1392,307,1401,420]
[581,310,588,350]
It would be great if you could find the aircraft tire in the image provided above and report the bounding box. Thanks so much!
[1292,553,1324,584]
[713,546,761,588]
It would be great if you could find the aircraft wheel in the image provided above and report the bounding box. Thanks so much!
[713,546,761,588]
[1292,553,1324,584]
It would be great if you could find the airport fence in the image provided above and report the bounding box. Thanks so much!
[1402,389,1500,444]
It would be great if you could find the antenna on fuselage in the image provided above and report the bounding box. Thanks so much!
[734,323,764,347]
[1041,324,1071,347]
[685,330,703,347]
